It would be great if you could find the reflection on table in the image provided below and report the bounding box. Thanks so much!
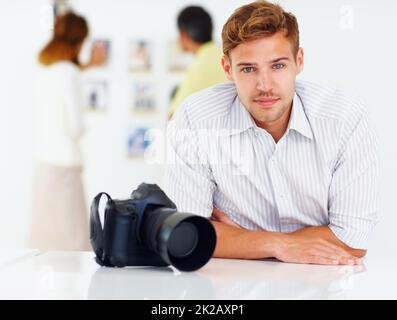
[2,251,390,299]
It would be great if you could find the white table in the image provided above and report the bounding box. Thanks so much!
[1,251,396,299]
[0,248,40,268]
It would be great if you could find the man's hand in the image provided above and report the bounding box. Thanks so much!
[290,226,367,258]
[274,232,363,265]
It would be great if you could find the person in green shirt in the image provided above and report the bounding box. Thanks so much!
[169,6,227,117]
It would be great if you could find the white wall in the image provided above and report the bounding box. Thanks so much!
[0,0,50,247]
[0,0,396,259]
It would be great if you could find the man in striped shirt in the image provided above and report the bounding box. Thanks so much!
[165,1,379,265]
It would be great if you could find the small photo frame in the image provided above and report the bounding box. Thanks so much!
[90,38,111,66]
[79,38,110,67]
[167,40,193,72]
[128,40,152,73]
[127,127,151,158]
[84,80,108,112]
[132,81,156,114]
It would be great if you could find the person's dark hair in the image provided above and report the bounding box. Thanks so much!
[38,12,89,66]
[177,6,213,44]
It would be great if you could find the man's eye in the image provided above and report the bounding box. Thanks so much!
[272,63,285,70]
[242,67,255,73]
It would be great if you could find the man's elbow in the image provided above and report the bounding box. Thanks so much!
[349,248,367,258]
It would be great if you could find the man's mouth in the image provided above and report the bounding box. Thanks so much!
[253,97,280,108]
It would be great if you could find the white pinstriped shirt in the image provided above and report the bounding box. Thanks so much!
[165,80,380,249]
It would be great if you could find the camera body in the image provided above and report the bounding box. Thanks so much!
[90,183,216,271]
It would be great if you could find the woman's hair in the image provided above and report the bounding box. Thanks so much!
[38,12,89,66]
[222,0,299,58]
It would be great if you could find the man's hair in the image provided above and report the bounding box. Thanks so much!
[222,0,299,57]
[39,12,88,66]
[177,6,213,44]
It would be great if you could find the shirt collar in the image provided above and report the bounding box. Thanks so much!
[227,92,313,140]
[227,96,256,136]
[287,93,313,140]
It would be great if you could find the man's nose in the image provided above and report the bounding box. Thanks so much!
[256,71,273,93]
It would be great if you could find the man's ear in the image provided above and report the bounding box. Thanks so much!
[221,55,234,81]
[179,31,190,51]
[296,47,304,74]
[179,30,188,41]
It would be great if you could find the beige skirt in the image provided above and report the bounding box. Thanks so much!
[28,163,91,252]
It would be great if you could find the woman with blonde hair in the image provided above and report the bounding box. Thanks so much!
[29,12,105,251]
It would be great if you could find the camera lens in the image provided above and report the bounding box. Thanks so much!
[167,222,198,258]
[141,209,216,272]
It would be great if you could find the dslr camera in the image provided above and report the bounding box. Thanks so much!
[90,183,216,272]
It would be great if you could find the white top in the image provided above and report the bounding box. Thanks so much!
[165,80,380,249]
[35,61,85,166]
[1,251,396,299]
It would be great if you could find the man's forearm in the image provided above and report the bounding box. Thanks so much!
[210,219,365,264]
[211,221,281,259]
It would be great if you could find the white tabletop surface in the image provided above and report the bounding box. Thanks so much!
[0,250,396,299]
[0,248,40,268]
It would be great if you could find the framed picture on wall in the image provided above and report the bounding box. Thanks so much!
[126,127,151,159]
[132,81,156,114]
[167,40,193,72]
[90,38,111,66]
[128,40,152,73]
[84,80,109,112]
[79,38,110,67]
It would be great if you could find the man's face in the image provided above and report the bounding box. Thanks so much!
[222,31,304,128]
